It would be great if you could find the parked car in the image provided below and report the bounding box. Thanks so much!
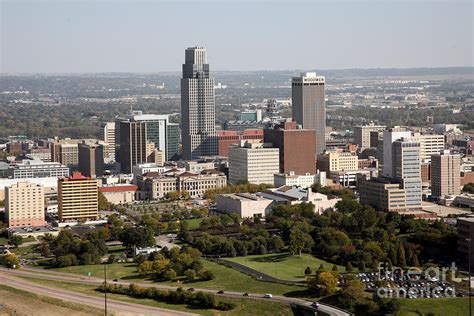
[243,293,249,297]
[263,294,273,299]
[217,290,224,294]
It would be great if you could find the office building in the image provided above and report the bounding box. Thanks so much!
[392,139,422,209]
[223,120,266,131]
[264,121,316,175]
[27,147,52,162]
[431,150,461,199]
[217,129,264,157]
[99,122,116,162]
[181,47,218,159]
[317,149,358,173]
[358,176,408,212]
[291,72,326,154]
[78,141,104,178]
[8,159,69,179]
[99,185,138,205]
[228,141,279,185]
[381,127,412,178]
[50,139,82,168]
[216,193,273,219]
[119,120,148,173]
[5,182,45,227]
[354,124,386,150]
[166,123,180,160]
[58,172,98,221]
[410,133,445,162]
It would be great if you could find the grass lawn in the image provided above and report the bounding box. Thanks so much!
[19,276,293,316]
[225,252,346,281]
[107,245,127,254]
[37,259,310,297]
[398,297,474,316]
[0,237,8,245]
[11,244,37,255]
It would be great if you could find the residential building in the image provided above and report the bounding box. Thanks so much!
[181,46,218,159]
[431,150,461,199]
[99,185,138,204]
[274,171,326,188]
[217,129,264,157]
[8,159,69,179]
[216,193,273,219]
[228,141,279,185]
[58,172,98,221]
[354,124,386,150]
[292,72,326,154]
[457,217,474,267]
[99,122,116,162]
[138,169,226,199]
[5,182,45,227]
[78,141,104,178]
[0,177,58,201]
[264,121,316,175]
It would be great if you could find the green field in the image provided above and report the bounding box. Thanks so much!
[39,259,308,296]
[399,297,474,316]
[19,276,293,316]
[225,253,346,281]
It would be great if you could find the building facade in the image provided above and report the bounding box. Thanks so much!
[100,122,116,162]
[181,47,218,160]
[317,150,358,173]
[8,159,70,179]
[217,129,264,157]
[358,176,408,212]
[228,142,279,185]
[354,124,386,150]
[6,182,45,227]
[119,120,148,173]
[58,172,98,221]
[431,150,461,199]
[216,193,273,219]
[291,72,326,154]
[78,141,104,178]
[274,171,326,188]
[263,121,316,175]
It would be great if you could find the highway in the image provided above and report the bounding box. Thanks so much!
[0,267,351,316]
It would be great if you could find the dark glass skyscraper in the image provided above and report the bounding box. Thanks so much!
[291,72,326,154]
[181,46,218,160]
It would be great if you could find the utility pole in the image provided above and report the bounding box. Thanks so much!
[104,263,108,316]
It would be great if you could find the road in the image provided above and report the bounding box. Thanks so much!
[0,272,195,316]
[0,267,351,316]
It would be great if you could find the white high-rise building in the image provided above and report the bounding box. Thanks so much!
[229,141,279,185]
[6,181,45,227]
[181,47,218,160]
[100,122,116,162]
[381,127,412,178]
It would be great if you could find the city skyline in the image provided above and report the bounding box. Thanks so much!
[2,0,472,73]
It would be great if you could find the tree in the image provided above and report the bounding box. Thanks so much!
[345,261,353,273]
[289,227,313,256]
[165,191,180,201]
[184,269,197,280]
[8,235,23,248]
[120,226,155,249]
[332,265,338,272]
[1,253,20,268]
[163,268,177,280]
[98,190,111,210]
[308,271,337,295]
[258,244,267,255]
[304,266,312,275]
[38,241,51,257]
[137,260,153,276]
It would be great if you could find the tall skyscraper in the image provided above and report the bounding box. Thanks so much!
[291,72,326,154]
[431,150,461,199]
[181,46,218,160]
[119,120,148,173]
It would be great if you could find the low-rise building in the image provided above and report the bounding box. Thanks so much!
[329,169,375,189]
[138,169,227,200]
[99,185,138,204]
[8,159,69,179]
[273,171,326,188]
[317,149,358,174]
[216,193,273,219]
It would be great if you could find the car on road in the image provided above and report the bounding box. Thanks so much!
[243,293,249,297]
[311,302,320,309]
[113,279,118,282]
[187,288,195,292]
[217,290,224,294]
[263,294,273,299]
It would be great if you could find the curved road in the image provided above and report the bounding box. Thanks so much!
[0,267,350,316]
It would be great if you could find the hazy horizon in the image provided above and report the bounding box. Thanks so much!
[2,0,473,73]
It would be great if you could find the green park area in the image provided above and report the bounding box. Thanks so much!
[40,259,308,296]
[18,276,293,316]
[398,297,474,316]
[225,252,346,281]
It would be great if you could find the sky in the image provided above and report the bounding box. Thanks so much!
[1,0,473,73]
